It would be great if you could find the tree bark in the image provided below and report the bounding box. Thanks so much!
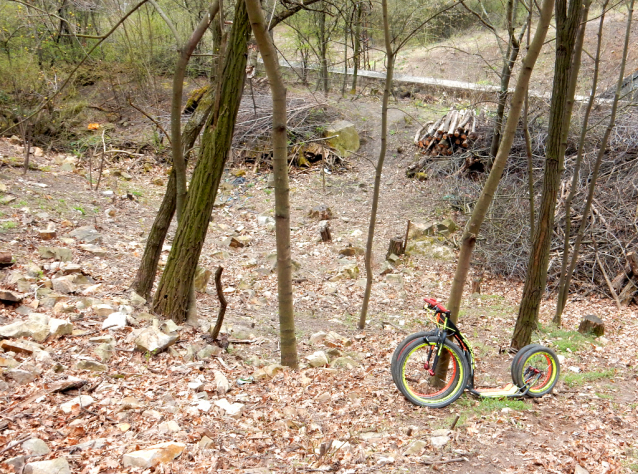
[445,0,555,327]
[351,0,361,94]
[359,0,393,329]
[246,0,298,368]
[130,86,216,300]
[512,0,585,349]
[153,0,251,323]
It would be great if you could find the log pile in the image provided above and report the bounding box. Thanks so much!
[413,109,478,156]
[610,251,638,306]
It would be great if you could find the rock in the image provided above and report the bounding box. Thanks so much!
[193,266,212,293]
[0,195,16,204]
[0,314,50,342]
[386,274,404,286]
[9,135,21,144]
[134,327,178,353]
[574,466,589,474]
[24,458,71,474]
[430,435,449,448]
[224,236,245,248]
[199,436,214,449]
[152,177,164,186]
[405,240,454,260]
[23,439,50,456]
[68,226,102,243]
[309,331,327,345]
[214,370,231,395]
[74,439,106,451]
[257,215,275,227]
[324,120,360,157]
[79,244,107,257]
[158,420,181,433]
[336,263,359,280]
[197,400,212,412]
[6,368,38,384]
[325,331,352,347]
[408,222,436,240]
[161,320,180,334]
[379,261,394,275]
[308,205,333,220]
[197,344,222,359]
[49,318,73,336]
[60,395,95,413]
[431,429,450,437]
[75,360,107,372]
[0,339,43,354]
[102,312,128,330]
[122,442,186,468]
[0,289,24,303]
[403,439,426,456]
[94,343,114,362]
[266,173,275,188]
[330,356,359,369]
[437,218,458,235]
[0,355,19,368]
[578,315,604,337]
[39,247,73,262]
[129,291,146,307]
[214,398,244,418]
[4,455,26,471]
[37,223,57,240]
[264,364,285,377]
[306,351,329,367]
[95,304,115,317]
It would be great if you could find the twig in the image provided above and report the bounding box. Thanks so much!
[95,130,106,192]
[127,98,171,145]
[0,435,33,455]
[449,414,460,430]
[210,267,228,340]
[381,321,408,334]
[421,457,468,466]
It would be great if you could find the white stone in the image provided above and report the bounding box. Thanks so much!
[134,327,178,353]
[23,438,50,456]
[24,458,70,474]
[309,331,327,345]
[197,400,212,412]
[574,466,589,474]
[95,304,115,317]
[214,398,244,418]
[158,420,181,433]
[214,370,231,395]
[102,312,128,330]
[122,442,186,469]
[49,318,73,336]
[306,351,329,367]
[430,435,449,448]
[60,395,95,413]
[403,439,426,456]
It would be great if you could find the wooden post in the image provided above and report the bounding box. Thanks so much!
[319,221,331,242]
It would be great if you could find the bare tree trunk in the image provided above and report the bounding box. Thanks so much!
[512,0,585,349]
[350,0,361,94]
[555,0,606,323]
[555,0,633,323]
[153,0,251,323]
[246,0,298,368]
[359,0,394,330]
[445,0,555,327]
[317,1,329,95]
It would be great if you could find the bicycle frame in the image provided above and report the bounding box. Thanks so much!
[425,308,538,398]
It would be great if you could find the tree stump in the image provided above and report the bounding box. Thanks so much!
[387,236,404,259]
[578,315,605,337]
[0,252,13,268]
[471,277,482,294]
[319,221,331,242]
[618,280,637,306]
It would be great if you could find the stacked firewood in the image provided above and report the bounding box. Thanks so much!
[610,251,638,306]
[413,109,478,156]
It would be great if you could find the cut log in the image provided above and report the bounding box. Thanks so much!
[578,314,605,336]
[387,236,404,259]
[471,276,482,294]
[0,252,13,268]
[319,221,331,242]
[447,111,460,136]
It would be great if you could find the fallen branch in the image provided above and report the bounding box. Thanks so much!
[421,457,468,466]
[210,267,228,340]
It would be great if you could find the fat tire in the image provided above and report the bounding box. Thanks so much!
[395,338,469,408]
[391,330,437,387]
[514,346,560,397]
[510,343,542,385]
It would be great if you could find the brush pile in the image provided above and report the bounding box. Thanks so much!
[413,109,478,156]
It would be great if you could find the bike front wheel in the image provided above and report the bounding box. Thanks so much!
[513,346,560,397]
[395,338,469,408]
[390,330,437,387]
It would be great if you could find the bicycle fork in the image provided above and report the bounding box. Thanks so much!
[422,331,447,376]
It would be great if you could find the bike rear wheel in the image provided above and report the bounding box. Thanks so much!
[513,346,560,397]
[395,338,469,408]
[390,330,437,387]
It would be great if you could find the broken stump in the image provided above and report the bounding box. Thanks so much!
[578,315,604,337]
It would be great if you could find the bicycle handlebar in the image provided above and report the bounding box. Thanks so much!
[423,297,449,313]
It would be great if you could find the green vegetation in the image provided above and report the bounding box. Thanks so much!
[0,221,17,231]
[537,324,595,353]
[562,369,616,388]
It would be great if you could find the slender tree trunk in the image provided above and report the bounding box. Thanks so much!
[555,0,633,322]
[512,0,585,349]
[246,0,298,368]
[153,0,251,323]
[445,0,555,326]
[351,0,361,94]
[555,0,606,323]
[358,0,394,329]
[317,1,329,95]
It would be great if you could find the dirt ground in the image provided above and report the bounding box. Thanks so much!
[0,88,637,474]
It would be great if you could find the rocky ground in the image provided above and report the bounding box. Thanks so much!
[0,94,637,474]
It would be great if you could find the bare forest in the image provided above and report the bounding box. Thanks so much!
[0,0,637,472]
